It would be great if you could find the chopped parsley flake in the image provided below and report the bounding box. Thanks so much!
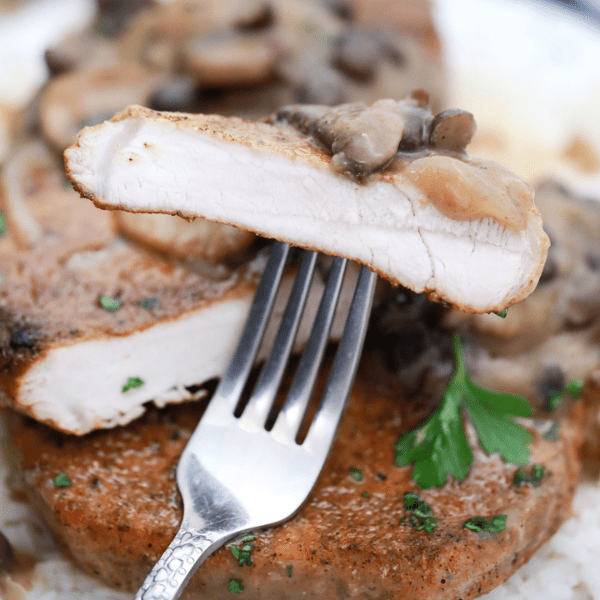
[137,297,158,311]
[231,538,255,567]
[0,211,6,236]
[53,472,72,487]
[543,421,559,441]
[464,514,507,534]
[362,491,369,498]
[286,565,293,578]
[349,467,363,482]
[547,378,585,411]
[547,391,563,412]
[513,464,545,486]
[98,295,122,312]
[403,492,437,533]
[494,309,508,318]
[122,377,144,393]
[228,579,244,593]
[395,335,533,489]
[566,379,584,398]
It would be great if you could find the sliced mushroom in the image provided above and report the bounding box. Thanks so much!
[44,27,120,76]
[332,26,382,82]
[277,100,408,175]
[65,104,549,314]
[39,63,161,151]
[182,30,277,87]
[0,140,56,248]
[429,109,476,153]
[96,0,156,38]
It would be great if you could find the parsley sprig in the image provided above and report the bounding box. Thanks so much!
[395,335,533,489]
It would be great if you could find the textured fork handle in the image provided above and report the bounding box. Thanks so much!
[134,525,221,600]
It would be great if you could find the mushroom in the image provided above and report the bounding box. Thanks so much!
[181,30,278,87]
[65,102,549,314]
[39,63,161,151]
[44,27,120,76]
[0,140,56,248]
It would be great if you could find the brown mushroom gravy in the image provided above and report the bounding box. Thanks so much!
[274,92,455,177]
[274,93,534,232]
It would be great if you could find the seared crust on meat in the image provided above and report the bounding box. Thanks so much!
[4,368,587,599]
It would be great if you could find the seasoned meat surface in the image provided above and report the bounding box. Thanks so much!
[4,367,586,599]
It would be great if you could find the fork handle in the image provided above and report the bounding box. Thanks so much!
[134,524,220,600]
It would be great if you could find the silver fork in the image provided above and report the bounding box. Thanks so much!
[134,241,377,600]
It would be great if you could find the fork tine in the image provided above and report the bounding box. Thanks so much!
[238,250,318,430]
[202,241,290,422]
[302,265,377,453]
[270,256,347,443]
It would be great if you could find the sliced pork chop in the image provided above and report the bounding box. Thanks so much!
[0,164,354,435]
[3,366,589,599]
[65,101,549,314]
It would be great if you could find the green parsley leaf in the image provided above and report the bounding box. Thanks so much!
[0,212,6,236]
[228,578,244,593]
[137,297,158,311]
[565,379,584,398]
[494,309,508,318]
[531,464,545,484]
[395,335,533,489]
[349,467,363,482]
[98,295,122,312]
[53,472,72,487]
[547,390,564,412]
[513,464,544,486]
[543,421,559,441]
[512,469,529,486]
[464,514,507,534]
[547,378,585,412]
[230,538,254,566]
[286,565,293,578]
[122,377,144,393]
[403,492,437,533]
[362,491,369,498]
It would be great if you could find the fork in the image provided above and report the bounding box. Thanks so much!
[134,241,377,600]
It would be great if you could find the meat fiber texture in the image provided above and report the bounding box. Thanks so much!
[65,105,550,314]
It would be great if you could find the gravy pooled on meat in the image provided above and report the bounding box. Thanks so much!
[273,91,475,177]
